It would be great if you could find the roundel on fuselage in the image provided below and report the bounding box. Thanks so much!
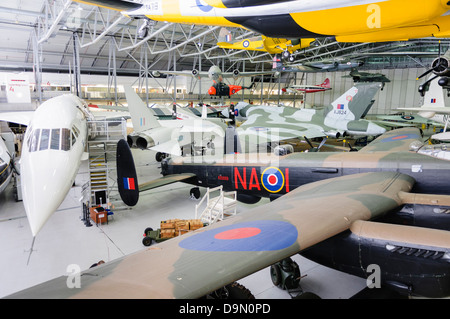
[203,0,293,8]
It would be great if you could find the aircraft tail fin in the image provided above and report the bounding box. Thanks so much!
[324,82,382,121]
[217,27,264,51]
[116,139,139,207]
[422,76,445,108]
[320,78,331,88]
[124,86,160,133]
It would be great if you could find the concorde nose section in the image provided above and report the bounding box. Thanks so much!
[21,151,76,236]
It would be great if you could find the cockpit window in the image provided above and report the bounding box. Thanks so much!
[50,129,60,150]
[29,129,40,153]
[39,129,50,151]
[61,128,70,151]
[27,127,73,152]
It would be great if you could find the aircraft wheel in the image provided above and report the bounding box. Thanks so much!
[155,152,165,162]
[288,55,295,63]
[207,282,255,299]
[142,236,153,247]
[190,187,201,199]
[282,50,291,60]
[270,264,282,287]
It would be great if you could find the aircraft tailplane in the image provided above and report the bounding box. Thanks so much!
[124,86,161,133]
[324,82,382,122]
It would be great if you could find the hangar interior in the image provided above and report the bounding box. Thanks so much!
[0,0,449,299]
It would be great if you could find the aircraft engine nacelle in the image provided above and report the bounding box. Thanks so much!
[273,144,294,156]
[135,135,155,150]
[152,70,161,77]
[438,76,449,88]
[431,56,450,76]
[324,130,342,139]
[236,193,261,204]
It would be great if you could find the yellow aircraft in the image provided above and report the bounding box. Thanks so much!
[217,28,315,60]
[74,0,450,43]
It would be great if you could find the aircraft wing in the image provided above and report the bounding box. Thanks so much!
[5,171,413,298]
[237,111,327,144]
[0,111,35,126]
[138,173,197,193]
[358,127,424,153]
[396,107,450,114]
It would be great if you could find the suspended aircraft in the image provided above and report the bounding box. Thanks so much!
[7,127,450,299]
[217,27,315,61]
[343,68,391,89]
[272,55,363,75]
[282,78,331,94]
[152,65,268,97]
[74,0,450,43]
[0,94,128,236]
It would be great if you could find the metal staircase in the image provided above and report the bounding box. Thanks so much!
[81,118,128,215]
[195,186,237,224]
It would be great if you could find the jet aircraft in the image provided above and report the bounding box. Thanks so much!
[125,86,228,160]
[282,78,331,94]
[232,82,386,148]
[7,127,450,299]
[0,94,128,236]
[74,0,450,43]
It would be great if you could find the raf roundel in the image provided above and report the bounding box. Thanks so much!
[261,167,285,193]
[179,220,298,252]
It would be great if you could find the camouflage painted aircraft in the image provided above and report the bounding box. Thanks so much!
[74,0,450,43]
[376,76,450,131]
[272,55,363,74]
[7,127,450,298]
[233,82,386,147]
[342,68,391,89]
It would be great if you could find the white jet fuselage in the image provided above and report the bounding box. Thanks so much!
[21,94,88,236]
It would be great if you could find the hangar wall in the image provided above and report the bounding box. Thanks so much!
[302,67,449,115]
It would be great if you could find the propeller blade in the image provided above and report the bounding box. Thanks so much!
[303,136,314,149]
[317,137,327,151]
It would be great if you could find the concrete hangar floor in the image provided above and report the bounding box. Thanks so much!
[0,148,373,299]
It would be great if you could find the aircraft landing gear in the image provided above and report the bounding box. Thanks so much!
[270,257,321,299]
[155,152,168,162]
[281,50,295,62]
[190,187,201,199]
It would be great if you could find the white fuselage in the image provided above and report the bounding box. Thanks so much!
[21,94,88,236]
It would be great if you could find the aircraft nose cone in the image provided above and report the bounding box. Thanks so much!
[21,151,77,236]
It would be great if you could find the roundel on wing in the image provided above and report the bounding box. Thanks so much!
[380,133,420,143]
[261,167,285,193]
[178,220,298,252]
[401,115,415,120]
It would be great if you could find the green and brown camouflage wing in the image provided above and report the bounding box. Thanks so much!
[6,171,414,299]
[359,127,423,153]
